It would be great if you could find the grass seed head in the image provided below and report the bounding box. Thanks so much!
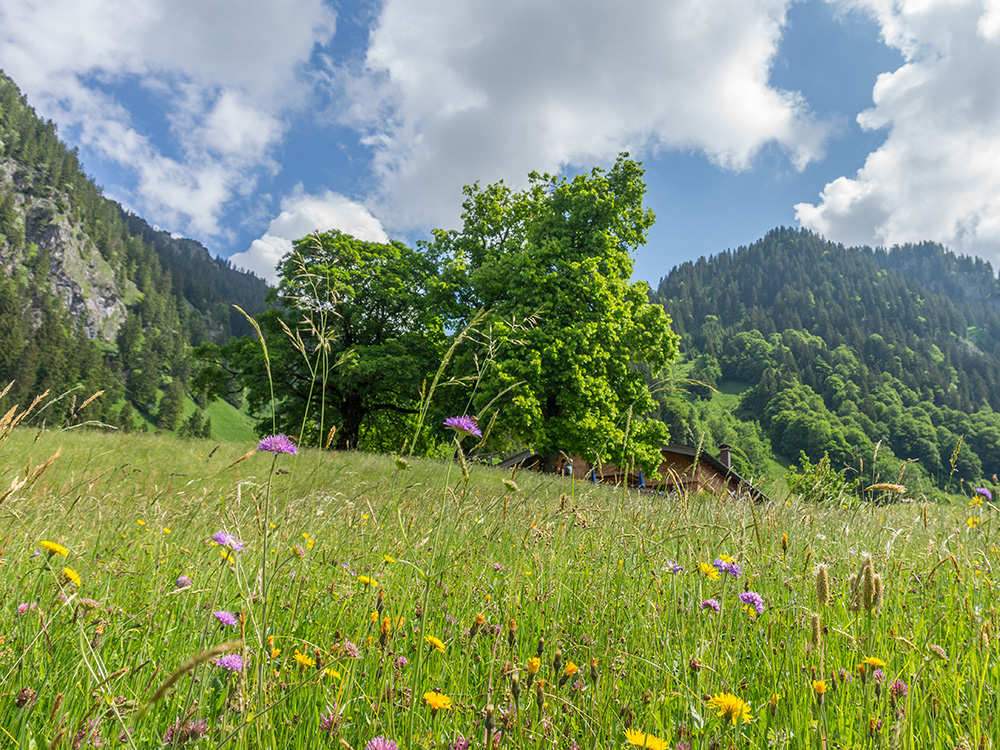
[816,565,830,607]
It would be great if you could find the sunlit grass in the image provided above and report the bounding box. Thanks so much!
[1,427,997,749]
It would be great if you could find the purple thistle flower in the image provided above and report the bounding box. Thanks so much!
[175,575,192,589]
[17,602,36,615]
[975,487,993,501]
[213,610,239,627]
[713,557,742,578]
[363,738,399,750]
[443,415,482,438]
[701,598,722,612]
[872,668,886,683]
[738,590,765,614]
[450,738,471,750]
[258,433,298,454]
[216,654,243,672]
[394,656,408,669]
[211,531,245,552]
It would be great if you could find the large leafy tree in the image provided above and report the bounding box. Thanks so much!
[205,232,447,450]
[433,154,679,470]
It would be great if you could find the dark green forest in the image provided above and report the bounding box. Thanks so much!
[0,71,267,430]
[651,226,1000,493]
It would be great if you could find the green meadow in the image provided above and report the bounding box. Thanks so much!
[1,423,997,749]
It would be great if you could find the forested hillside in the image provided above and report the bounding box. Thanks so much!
[0,71,267,431]
[651,227,1000,494]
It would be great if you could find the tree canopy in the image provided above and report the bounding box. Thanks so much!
[431,154,679,469]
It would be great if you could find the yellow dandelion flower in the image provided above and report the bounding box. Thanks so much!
[781,533,788,551]
[39,540,68,557]
[293,649,315,668]
[768,693,781,708]
[325,668,341,679]
[136,519,146,526]
[306,538,315,549]
[623,728,669,750]
[62,567,81,586]
[813,680,827,695]
[968,517,981,528]
[220,549,234,562]
[708,692,751,724]
[527,657,541,674]
[423,691,452,712]
[425,635,446,653]
[357,575,378,587]
[718,553,734,564]
[699,562,719,581]
[384,555,395,563]
[862,657,886,669]
[162,528,172,534]
[370,611,379,623]
[970,496,984,507]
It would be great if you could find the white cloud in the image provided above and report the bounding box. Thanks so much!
[796,0,1000,257]
[0,0,336,237]
[337,0,831,231]
[229,188,388,284]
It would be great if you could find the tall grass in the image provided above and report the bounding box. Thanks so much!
[1,424,997,749]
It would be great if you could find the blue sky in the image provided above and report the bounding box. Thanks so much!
[2,0,998,286]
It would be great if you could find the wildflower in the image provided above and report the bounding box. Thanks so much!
[968,517,981,528]
[175,575,192,589]
[443,415,481,437]
[451,737,471,750]
[163,718,208,745]
[257,433,298,454]
[861,656,886,670]
[364,738,399,750]
[394,656,408,669]
[213,611,239,627]
[713,555,742,578]
[699,562,719,580]
[623,728,669,750]
[211,531,245,552]
[384,555,395,563]
[664,560,683,574]
[872,668,885,683]
[39,540,69,557]
[589,657,600,685]
[357,575,379,587]
[341,640,361,658]
[738,590,765,614]
[394,456,410,471]
[701,598,721,612]
[78,598,100,610]
[975,487,993,501]
[319,707,339,733]
[559,661,579,687]
[15,687,37,708]
[503,478,519,492]
[781,533,788,552]
[293,649,315,668]
[62,567,81,586]
[425,635,446,653]
[527,656,541,674]
[768,693,781,715]
[423,691,452,713]
[216,654,243,672]
[707,692,751,724]
[17,602,36,615]
[813,680,827,706]
[890,679,908,699]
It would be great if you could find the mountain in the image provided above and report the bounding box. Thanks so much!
[0,70,268,430]
[650,227,1000,496]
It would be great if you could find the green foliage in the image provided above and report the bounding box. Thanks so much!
[219,231,448,450]
[433,154,678,471]
[784,451,859,504]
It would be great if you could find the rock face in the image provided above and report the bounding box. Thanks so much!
[0,158,130,341]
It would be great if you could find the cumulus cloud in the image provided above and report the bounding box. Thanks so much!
[336,0,831,231]
[0,0,336,237]
[229,188,389,284]
[796,0,1000,257]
